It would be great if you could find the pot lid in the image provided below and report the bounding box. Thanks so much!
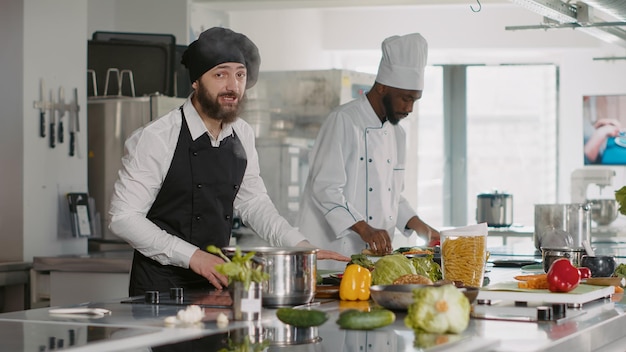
[478,190,512,198]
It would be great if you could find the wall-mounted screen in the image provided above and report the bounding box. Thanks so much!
[583,94,626,165]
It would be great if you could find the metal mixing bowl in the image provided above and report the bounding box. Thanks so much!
[370,284,479,310]
[588,199,619,226]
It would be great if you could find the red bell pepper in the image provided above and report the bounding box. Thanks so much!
[547,258,581,293]
[578,267,591,279]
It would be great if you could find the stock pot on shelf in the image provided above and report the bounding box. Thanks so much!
[476,191,513,227]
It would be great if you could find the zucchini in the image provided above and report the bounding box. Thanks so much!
[276,308,329,327]
[336,309,396,330]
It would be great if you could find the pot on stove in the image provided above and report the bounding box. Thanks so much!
[476,191,513,227]
[222,246,318,307]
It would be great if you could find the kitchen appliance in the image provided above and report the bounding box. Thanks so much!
[570,167,615,203]
[533,203,591,250]
[222,247,318,307]
[588,198,619,226]
[476,191,513,227]
[87,94,184,240]
[88,31,176,97]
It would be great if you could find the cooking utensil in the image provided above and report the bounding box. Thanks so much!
[49,90,56,148]
[541,247,585,273]
[534,203,591,250]
[37,78,46,138]
[580,255,616,278]
[222,247,318,307]
[370,284,479,311]
[476,191,513,227]
[583,277,624,286]
[582,240,595,256]
[48,307,111,317]
[315,285,339,299]
[587,199,619,226]
[57,87,65,144]
[69,87,79,157]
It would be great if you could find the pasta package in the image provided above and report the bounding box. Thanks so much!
[440,223,488,288]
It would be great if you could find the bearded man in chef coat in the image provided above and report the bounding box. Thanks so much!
[108,27,349,296]
[297,33,440,270]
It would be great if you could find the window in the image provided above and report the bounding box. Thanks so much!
[410,64,558,231]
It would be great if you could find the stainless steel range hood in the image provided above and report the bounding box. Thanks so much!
[508,0,626,48]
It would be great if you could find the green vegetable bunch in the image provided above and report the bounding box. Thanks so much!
[614,263,626,280]
[404,284,470,334]
[372,254,417,285]
[206,245,269,290]
[615,186,626,215]
[371,253,443,285]
[218,337,270,352]
[411,255,443,282]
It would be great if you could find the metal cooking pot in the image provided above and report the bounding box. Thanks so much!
[534,203,591,250]
[222,247,317,307]
[476,191,513,227]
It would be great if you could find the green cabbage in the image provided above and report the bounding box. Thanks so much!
[404,284,470,334]
[411,255,442,283]
[371,254,416,285]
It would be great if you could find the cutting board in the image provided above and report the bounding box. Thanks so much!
[477,283,615,304]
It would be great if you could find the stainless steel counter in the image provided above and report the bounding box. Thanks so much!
[0,263,625,352]
[0,261,31,312]
[33,251,132,273]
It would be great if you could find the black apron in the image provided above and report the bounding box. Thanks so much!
[128,107,247,296]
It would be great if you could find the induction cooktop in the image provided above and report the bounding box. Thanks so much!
[121,288,233,308]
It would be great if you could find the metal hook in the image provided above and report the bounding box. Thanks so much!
[470,0,482,12]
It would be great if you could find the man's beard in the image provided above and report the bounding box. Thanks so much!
[382,94,401,125]
[196,82,247,124]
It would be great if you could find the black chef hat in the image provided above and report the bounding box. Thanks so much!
[181,27,260,89]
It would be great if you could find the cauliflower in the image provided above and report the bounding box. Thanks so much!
[404,284,470,334]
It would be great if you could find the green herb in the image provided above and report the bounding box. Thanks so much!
[614,263,626,280]
[615,186,626,216]
[218,337,270,352]
[206,245,269,290]
[348,254,375,270]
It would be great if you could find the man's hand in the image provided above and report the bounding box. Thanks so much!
[189,249,229,290]
[317,250,350,261]
[296,240,350,261]
[351,221,393,255]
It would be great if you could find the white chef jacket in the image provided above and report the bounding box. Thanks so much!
[297,95,416,269]
[109,98,306,269]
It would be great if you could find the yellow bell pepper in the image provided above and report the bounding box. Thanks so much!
[339,264,372,301]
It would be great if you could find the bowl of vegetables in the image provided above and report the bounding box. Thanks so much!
[370,283,479,311]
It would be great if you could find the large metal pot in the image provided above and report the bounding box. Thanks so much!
[476,191,513,227]
[222,247,317,307]
[534,203,591,250]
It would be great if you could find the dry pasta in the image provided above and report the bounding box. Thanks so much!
[441,235,486,287]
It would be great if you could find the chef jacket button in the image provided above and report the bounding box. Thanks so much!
[225,215,231,220]
[384,130,388,135]
[369,187,373,192]
[389,216,393,220]
[388,188,392,191]
[192,151,198,156]
[195,215,201,221]
[197,184,203,189]
[387,159,391,163]
[360,157,364,161]
[369,216,373,220]
[368,158,373,162]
